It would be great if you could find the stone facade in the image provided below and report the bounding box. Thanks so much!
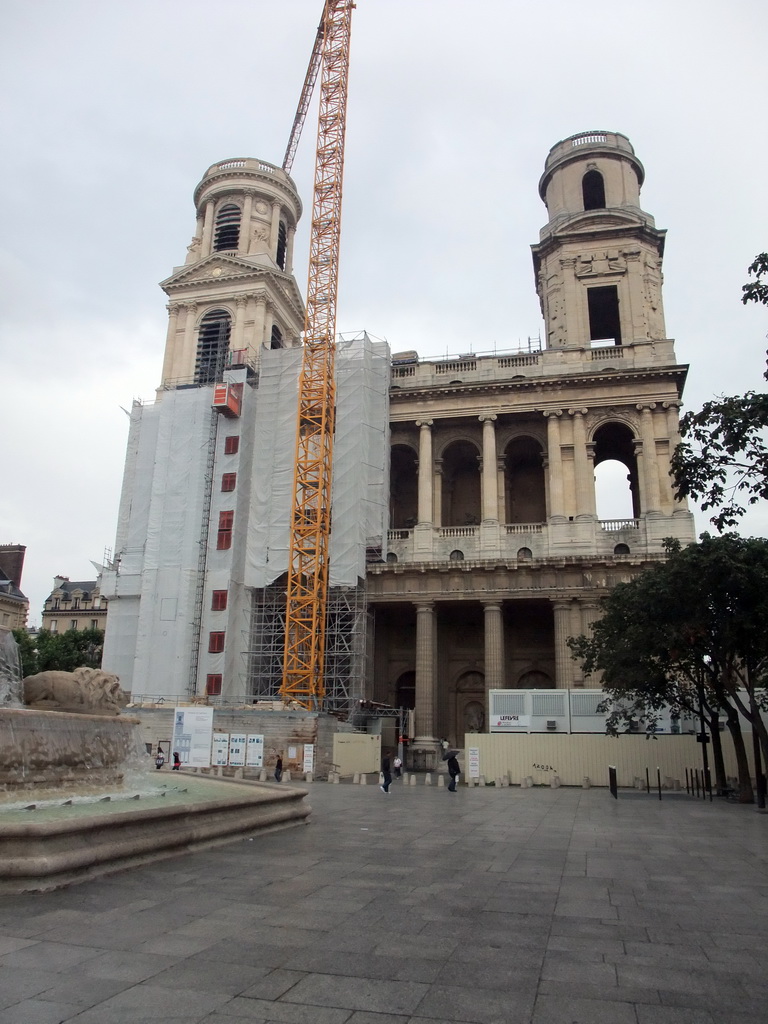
[41,577,107,633]
[366,131,695,756]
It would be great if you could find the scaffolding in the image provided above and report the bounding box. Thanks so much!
[246,576,370,715]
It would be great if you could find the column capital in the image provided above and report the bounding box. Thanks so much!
[636,402,657,413]
[568,407,588,417]
[478,413,497,424]
[414,599,435,612]
[167,303,181,316]
[481,599,502,611]
[235,295,248,309]
[662,400,681,411]
[416,419,434,429]
[542,409,562,419]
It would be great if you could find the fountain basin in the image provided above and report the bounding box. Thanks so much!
[0,775,310,893]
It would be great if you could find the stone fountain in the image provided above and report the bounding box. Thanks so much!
[0,628,310,892]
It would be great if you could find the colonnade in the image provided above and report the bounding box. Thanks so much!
[410,596,599,747]
[161,296,292,385]
[410,406,681,527]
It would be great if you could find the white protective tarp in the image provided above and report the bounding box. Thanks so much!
[246,333,390,588]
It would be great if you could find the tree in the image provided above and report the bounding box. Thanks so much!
[12,628,38,677]
[568,534,768,802]
[671,253,768,530]
[34,628,104,673]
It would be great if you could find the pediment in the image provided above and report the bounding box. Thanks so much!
[161,252,279,289]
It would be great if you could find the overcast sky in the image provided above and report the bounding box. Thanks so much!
[2,0,767,625]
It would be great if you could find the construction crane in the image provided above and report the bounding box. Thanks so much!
[280,0,355,710]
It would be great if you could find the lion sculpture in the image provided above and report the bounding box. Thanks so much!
[22,666,129,717]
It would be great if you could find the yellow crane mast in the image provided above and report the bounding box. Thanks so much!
[281,0,355,710]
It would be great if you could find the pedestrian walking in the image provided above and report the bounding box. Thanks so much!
[172,751,182,771]
[393,755,402,780]
[155,748,165,770]
[274,754,283,783]
[380,752,392,793]
[446,752,460,792]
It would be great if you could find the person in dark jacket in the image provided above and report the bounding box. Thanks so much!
[380,752,392,794]
[447,753,460,792]
[274,755,283,783]
[172,751,182,771]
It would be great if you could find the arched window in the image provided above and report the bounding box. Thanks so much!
[614,543,630,555]
[270,324,283,350]
[214,204,241,252]
[449,549,465,561]
[517,547,533,561]
[593,423,640,518]
[582,169,606,210]
[195,309,232,384]
[505,437,546,524]
[441,440,481,526]
[389,444,418,528]
[276,220,287,269]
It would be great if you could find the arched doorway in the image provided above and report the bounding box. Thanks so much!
[593,422,640,518]
[504,436,546,523]
[441,441,481,526]
[454,670,485,744]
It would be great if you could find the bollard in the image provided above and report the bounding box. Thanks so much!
[582,777,591,789]
[353,773,360,785]
[500,776,509,788]
[525,776,533,788]
[495,777,503,788]
[305,772,313,783]
[333,772,340,784]
[217,766,224,778]
[410,774,417,786]
[284,770,292,783]
[437,775,445,788]
[551,775,561,789]
[360,774,367,785]
[259,769,268,782]
[425,773,432,786]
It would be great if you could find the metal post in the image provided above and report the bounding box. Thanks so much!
[656,766,662,801]
[645,767,650,794]
[752,728,766,811]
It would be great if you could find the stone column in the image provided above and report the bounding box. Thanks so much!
[416,420,434,525]
[496,456,506,523]
[241,190,254,254]
[264,300,275,349]
[433,459,443,527]
[180,303,198,380]
[160,303,180,385]
[201,200,215,257]
[663,400,686,511]
[570,408,595,518]
[637,403,661,513]
[269,200,282,256]
[233,296,247,351]
[544,411,565,520]
[252,296,267,349]
[479,415,499,523]
[414,601,437,743]
[286,225,296,274]
[553,600,574,688]
[483,600,504,697]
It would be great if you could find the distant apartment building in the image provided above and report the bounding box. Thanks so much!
[41,576,107,633]
[0,544,29,630]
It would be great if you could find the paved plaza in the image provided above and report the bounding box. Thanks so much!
[0,780,766,1024]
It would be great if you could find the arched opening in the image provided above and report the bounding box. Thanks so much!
[582,169,606,210]
[449,549,464,561]
[517,547,532,561]
[614,543,630,555]
[593,423,640,518]
[386,552,398,563]
[517,669,553,689]
[195,309,232,384]
[389,444,418,528]
[276,220,287,269]
[214,204,241,252]
[455,670,486,737]
[395,670,415,710]
[441,440,481,526]
[504,436,546,523]
[270,324,283,350]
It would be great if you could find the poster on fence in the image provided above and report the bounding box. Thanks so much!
[467,747,480,778]
[303,744,315,773]
[246,734,264,767]
[212,733,229,766]
[228,734,246,767]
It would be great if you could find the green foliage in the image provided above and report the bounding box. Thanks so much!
[671,253,768,530]
[11,628,38,677]
[34,628,104,673]
[568,534,768,763]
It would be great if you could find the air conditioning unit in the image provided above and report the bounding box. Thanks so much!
[546,720,557,731]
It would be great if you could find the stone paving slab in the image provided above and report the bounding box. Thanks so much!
[0,783,766,1023]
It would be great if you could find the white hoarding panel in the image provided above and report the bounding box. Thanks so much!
[303,744,315,773]
[228,734,246,767]
[171,706,214,767]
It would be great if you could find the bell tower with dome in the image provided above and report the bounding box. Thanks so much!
[157,158,305,388]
